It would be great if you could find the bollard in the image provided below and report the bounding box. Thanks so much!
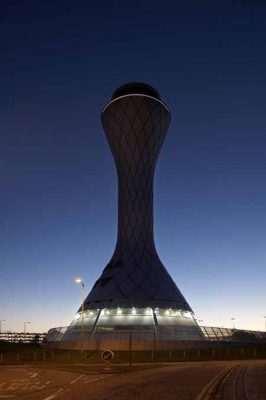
[197,349,200,360]
[169,350,172,361]
[129,329,132,366]
[212,348,216,358]
[101,350,114,372]
[183,350,186,360]
[33,352,37,362]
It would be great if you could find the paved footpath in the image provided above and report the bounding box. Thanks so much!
[0,360,265,399]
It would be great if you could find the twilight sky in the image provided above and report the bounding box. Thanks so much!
[1,0,266,333]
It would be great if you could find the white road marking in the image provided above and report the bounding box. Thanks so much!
[27,384,44,390]
[70,374,85,385]
[85,374,115,384]
[43,388,63,400]
[28,372,38,378]
[1,377,46,393]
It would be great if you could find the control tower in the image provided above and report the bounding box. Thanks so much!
[85,82,191,311]
[48,83,203,348]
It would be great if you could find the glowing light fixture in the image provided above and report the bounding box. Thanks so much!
[74,277,85,337]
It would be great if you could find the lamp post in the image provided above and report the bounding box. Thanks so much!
[230,317,236,329]
[0,319,6,333]
[195,319,203,326]
[263,316,266,332]
[24,321,30,334]
[75,278,85,338]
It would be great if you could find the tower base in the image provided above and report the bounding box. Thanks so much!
[46,307,204,350]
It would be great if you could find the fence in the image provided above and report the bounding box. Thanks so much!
[0,345,265,365]
[199,326,266,341]
[46,325,266,345]
[0,332,46,344]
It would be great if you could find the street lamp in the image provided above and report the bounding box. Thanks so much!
[230,317,236,329]
[195,319,203,325]
[263,316,266,331]
[24,321,30,334]
[0,319,6,333]
[75,278,85,338]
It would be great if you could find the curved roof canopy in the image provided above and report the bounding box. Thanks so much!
[112,82,160,100]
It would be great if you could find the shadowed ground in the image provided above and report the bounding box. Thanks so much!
[0,360,265,399]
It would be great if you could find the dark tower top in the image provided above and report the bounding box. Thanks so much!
[82,82,192,312]
[112,82,160,100]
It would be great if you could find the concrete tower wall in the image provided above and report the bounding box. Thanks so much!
[47,83,204,348]
[83,89,192,311]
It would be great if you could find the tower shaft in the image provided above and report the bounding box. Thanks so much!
[83,85,192,311]
[107,95,168,255]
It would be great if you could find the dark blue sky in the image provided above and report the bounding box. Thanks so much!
[1,0,266,332]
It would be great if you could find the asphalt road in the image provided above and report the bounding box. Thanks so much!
[0,360,265,400]
[207,362,266,400]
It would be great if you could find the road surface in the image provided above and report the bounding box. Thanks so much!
[0,360,265,399]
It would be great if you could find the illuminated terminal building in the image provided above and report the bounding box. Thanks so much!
[48,83,205,348]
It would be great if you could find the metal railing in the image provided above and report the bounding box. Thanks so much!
[0,332,46,344]
[46,325,266,343]
[199,326,266,341]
